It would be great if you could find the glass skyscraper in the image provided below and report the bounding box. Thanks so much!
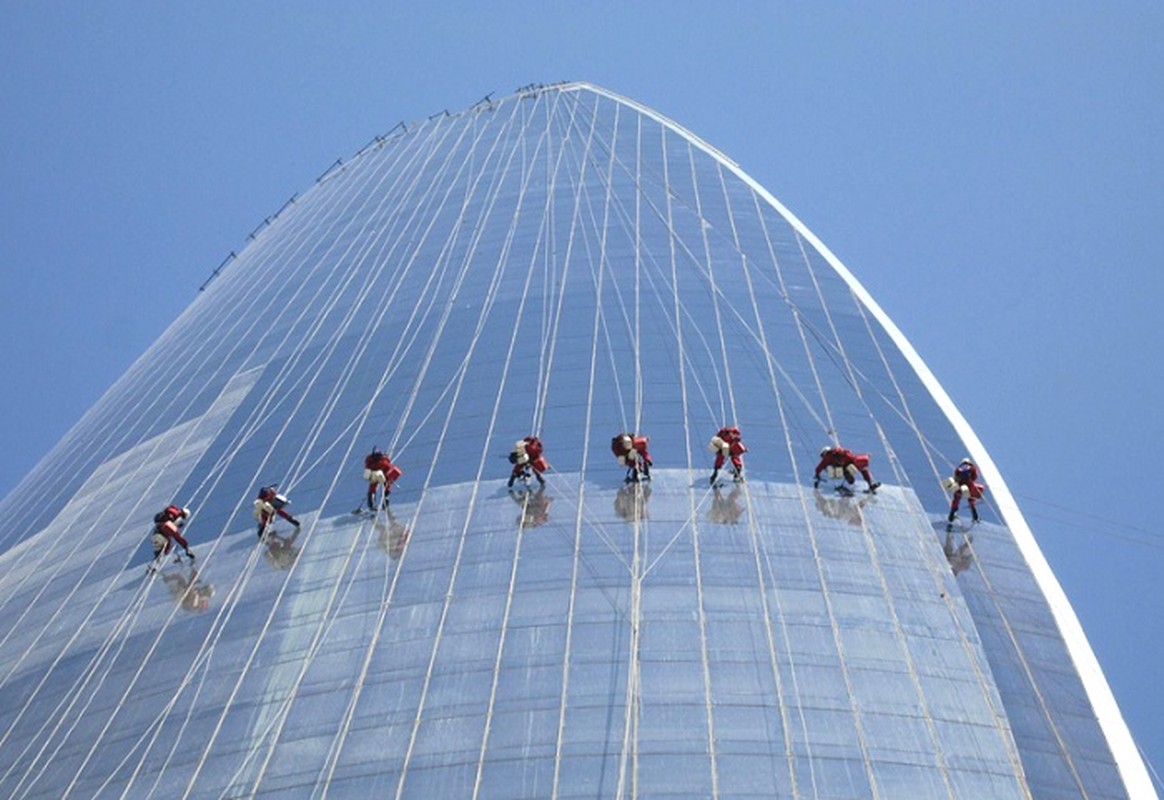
[0,82,1153,798]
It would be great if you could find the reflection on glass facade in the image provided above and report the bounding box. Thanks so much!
[0,82,1153,798]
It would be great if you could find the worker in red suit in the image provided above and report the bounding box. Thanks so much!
[508,435,549,487]
[363,448,402,511]
[151,504,195,563]
[945,458,985,531]
[709,426,747,485]
[813,445,881,495]
[612,433,652,483]
[254,484,301,537]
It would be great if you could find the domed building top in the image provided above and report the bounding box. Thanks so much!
[0,82,1151,798]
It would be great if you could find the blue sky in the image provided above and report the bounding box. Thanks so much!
[2,2,1162,783]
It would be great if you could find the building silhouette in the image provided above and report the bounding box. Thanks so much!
[0,83,1153,798]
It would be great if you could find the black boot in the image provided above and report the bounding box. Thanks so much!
[709,470,719,486]
[367,492,376,511]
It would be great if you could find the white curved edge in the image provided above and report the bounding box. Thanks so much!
[559,81,1156,799]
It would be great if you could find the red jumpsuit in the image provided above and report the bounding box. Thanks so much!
[711,427,747,475]
[255,485,300,535]
[363,451,402,509]
[949,461,984,521]
[509,436,548,486]
[153,504,193,558]
[612,434,652,480]
[813,447,878,490]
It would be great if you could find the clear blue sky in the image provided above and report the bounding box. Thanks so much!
[2,2,1161,783]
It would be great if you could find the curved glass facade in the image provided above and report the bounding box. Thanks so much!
[0,82,1152,798]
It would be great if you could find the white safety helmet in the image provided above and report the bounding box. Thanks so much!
[821,446,832,457]
[180,507,191,519]
[960,458,972,465]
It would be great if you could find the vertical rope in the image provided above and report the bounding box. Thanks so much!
[717,171,805,797]
[550,90,609,800]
